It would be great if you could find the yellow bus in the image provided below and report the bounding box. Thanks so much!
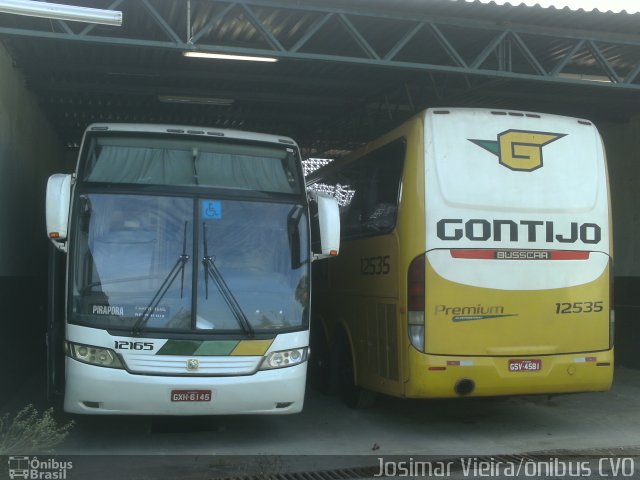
[307,108,613,407]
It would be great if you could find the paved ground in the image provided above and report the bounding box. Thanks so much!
[2,367,640,478]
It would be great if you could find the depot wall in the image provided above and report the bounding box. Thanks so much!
[599,121,640,369]
[0,44,65,407]
[0,30,639,409]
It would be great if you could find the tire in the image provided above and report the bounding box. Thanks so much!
[308,322,335,394]
[337,334,377,409]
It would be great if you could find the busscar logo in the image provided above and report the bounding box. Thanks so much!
[469,130,566,172]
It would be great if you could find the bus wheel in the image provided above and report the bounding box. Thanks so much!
[308,322,335,394]
[337,336,377,409]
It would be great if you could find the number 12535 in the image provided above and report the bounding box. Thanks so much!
[360,256,390,275]
[555,301,604,314]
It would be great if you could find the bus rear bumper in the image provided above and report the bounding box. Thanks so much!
[64,358,307,415]
[405,349,614,398]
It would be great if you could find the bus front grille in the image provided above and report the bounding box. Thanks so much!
[122,353,262,375]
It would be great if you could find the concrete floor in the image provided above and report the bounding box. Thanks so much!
[2,367,640,477]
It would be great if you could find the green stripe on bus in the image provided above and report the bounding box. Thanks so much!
[157,340,241,356]
[157,340,202,355]
[194,341,239,356]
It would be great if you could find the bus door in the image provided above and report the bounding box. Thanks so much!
[46,243,66,400]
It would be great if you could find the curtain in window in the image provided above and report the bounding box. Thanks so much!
[197,152,293,192]
[86,146,293,192]
[86,146,193,184]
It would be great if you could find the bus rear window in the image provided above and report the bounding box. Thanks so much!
[82,135,300,193]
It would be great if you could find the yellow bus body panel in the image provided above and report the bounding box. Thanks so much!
[311,109,613,400]
[404,349,613,398]
[403,261,614,397]
[425,262,611,356]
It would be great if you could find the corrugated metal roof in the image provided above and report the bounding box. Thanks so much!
[327,0,640,33]
[0,0,639,156]
[459,0,640,15]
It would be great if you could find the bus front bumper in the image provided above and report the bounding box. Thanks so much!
[405,349,614,398]
[64,358,307,415]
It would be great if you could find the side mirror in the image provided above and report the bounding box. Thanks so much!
[46,174,73,253]
[310,192,340,261]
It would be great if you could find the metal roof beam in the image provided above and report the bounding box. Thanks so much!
[427,23,467,68]
[383,22,423,61]
[239,3,285,52]
[470,30,509,69]
[141,0,183,44]
[337,13,379,60]
[80,0,125,36]
[549,39,585,77]
[2,0,640,91]
[26,79,361,107]
[16,60,388,90]
[510,32,547,76]
[289,12,333,53]
[189,2,235,44]
[587,40,622,83]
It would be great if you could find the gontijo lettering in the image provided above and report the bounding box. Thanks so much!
[437,219,601,244]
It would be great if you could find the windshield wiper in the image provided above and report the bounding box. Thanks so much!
[131,222,190,336]
[191,147,200,186]
[202,222,254,337]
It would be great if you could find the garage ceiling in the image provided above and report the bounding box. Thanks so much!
[1,0,640,157]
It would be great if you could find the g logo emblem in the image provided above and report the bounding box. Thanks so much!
[187,359,199,371]
[470,130,565,172]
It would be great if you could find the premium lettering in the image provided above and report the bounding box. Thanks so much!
[435,304,504,315]
[436,219,601,244]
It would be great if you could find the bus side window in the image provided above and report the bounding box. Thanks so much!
[329,138,406,238]
[364,203,397,231]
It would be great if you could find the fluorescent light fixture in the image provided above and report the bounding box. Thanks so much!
[183,51,278,63]
[558,72,612,83]
[158,95,235,106]
[0,0,122,26]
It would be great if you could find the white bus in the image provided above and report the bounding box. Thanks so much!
[308,108,613,406]
[46,123,339,415]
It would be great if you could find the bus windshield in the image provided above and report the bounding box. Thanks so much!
[82,134,301,193]
[71,193,309,333]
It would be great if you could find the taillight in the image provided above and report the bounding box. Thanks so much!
[408,254,425,352]
[609,257,615,349]
[408,254,425,310]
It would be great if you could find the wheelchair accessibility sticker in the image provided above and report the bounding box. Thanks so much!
[202,200,222,220]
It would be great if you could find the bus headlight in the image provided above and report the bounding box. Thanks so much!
[66,341,124,369]
[260,347,308,370]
